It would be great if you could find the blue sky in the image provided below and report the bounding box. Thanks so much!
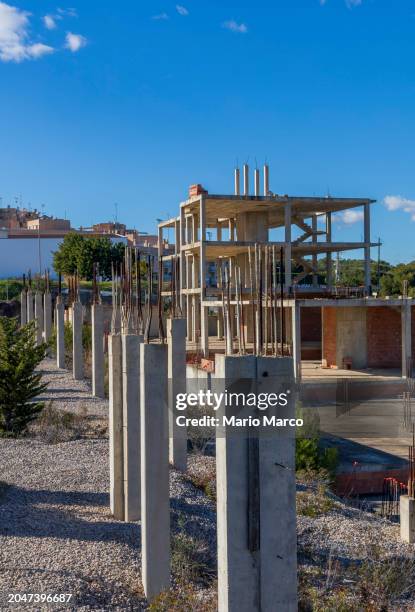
[1,0,415,263]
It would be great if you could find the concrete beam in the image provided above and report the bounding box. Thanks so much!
[109,333,124,520]
[140,342,170,600]
[168,318,187,471]
[92,304,105,398]
[72,301,83,381]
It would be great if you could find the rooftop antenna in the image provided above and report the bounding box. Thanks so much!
[114,202,119,224]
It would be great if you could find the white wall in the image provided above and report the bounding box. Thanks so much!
[0,238,63,278]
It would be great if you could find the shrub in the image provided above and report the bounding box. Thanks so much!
[0,317,47,437]
[296,405,339,478]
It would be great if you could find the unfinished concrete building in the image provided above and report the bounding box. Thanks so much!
[158,166,413,380]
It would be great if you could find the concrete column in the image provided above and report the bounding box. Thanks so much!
[27,289,34,323]
[43,292,52,344]
[402,300,412,379]
[364,203,371,292]
[312,215,318,288]
[92,303,105,398]
[217,310,224,339]
[27,288,34,323]
[109,333,124,520]
[256,356,297,611]
[34,292,44,346]
[72,301,83,381]
[122,332,142,522]
[401,495,415,543]
[326,212,333,289]
[215,354,297,612]
[284,202,292,288]
[140,342,170,600]
[291,302,301,382]
[201,305,209,357]
[20,290,27,326]
[56,298,65,369]
[168,319,187,471]
[186,295,192,340]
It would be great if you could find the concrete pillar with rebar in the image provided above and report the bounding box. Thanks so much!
[34,292,44,346]
[109,332,124,520]
[92,303,105,398]
[72,301,83,380]
[44,292,52,345]
[122,331,142,521]
[56,297,65,369]
[168,318,187,471]
[215,354,297,612]
[27,289,34,323]
[140,342,170,600]
[20,290,27,326]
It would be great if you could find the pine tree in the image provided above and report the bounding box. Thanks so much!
[0,317,48,437]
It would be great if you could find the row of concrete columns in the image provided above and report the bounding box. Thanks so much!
[21,289,52,346]
[109,317,297,609]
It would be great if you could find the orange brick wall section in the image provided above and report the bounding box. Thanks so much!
[322,307,336,367]
[367,307,401,368]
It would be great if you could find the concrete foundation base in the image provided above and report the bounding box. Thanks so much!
[400,495,415,543]
[141,342,170,600]
[109,334,124,520]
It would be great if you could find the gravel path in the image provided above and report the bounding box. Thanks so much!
[0,359,216,611]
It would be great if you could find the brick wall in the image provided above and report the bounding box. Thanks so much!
[322,307,336,366]
[301,307,321,342]
[367,307,401,368]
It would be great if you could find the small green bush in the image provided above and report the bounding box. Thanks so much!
[296,405,339,478]
[0,317,47,437]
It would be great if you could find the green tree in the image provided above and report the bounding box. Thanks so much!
[379,261,415,297]
[53,233,124,280]
[0,317,48,437]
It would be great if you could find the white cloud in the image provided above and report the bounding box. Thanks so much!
[0,2,54,62]
[65,31,87,52]
[384,195,415,221]
[152,12,169,20]
[43,15,57,30]
[27,42,54,58]
[222,20,248,34]
[345,0,362,7]
[335,209,364,224]
[176,5,189,16]
[57,8,78,18]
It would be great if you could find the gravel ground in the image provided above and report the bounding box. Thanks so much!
[0,359,216,611]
